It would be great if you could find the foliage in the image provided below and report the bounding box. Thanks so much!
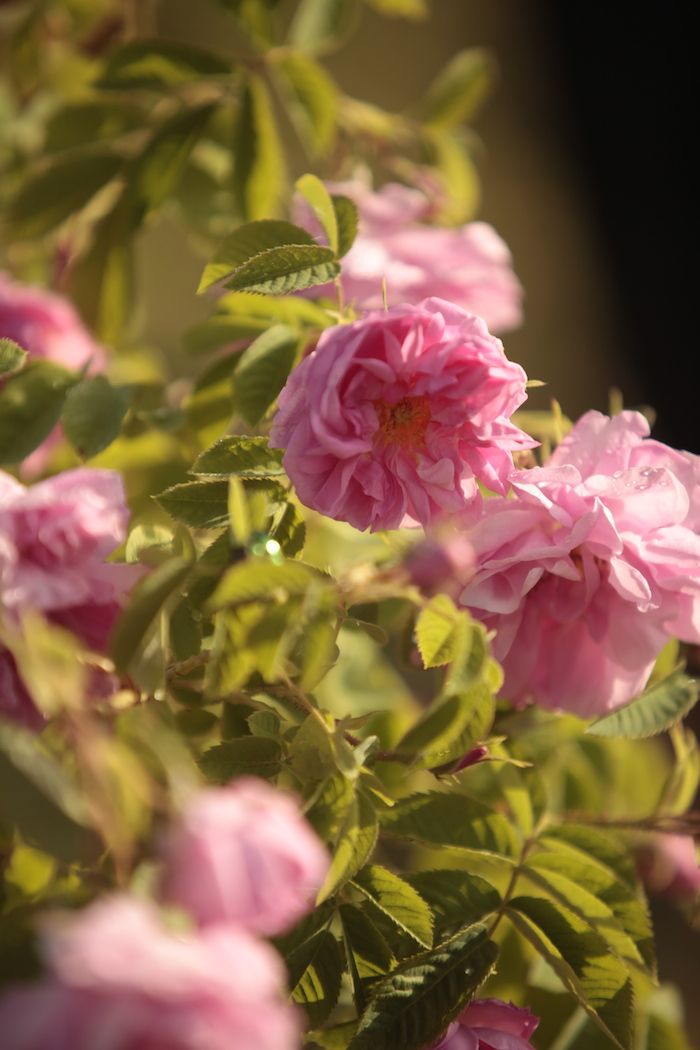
[0,2,697,1049]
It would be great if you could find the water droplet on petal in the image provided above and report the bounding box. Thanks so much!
[612,470,623,479]
[636,481,650,491]
[639,466,654,476]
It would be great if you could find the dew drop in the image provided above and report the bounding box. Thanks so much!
[612,470,623,479]
[639,466,654,477]
[635,482,650,491]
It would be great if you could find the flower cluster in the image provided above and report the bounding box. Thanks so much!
[0,468,140,727]
[0,778,329,1049]
[297,175,523,333]
[0,273,105,475]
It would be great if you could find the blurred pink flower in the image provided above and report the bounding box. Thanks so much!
[458,411,700,715]
[0,468,141,725]
[162,777,329,936]
[270,298,535,532]
[404,532,475,598]
[431,998,539,1049]
[637,834,700,899]
[296,176,523,333]
[0,895,300,1050]
[0,272,105,475]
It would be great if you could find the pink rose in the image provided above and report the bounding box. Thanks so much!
[637,834,700,899]
[0,468,141,725]
[0,895,300,1050]
[296,176,523,333]
[0,272,105,475]
[161,778,330,936]
[431,998,539,1049]
[458,411,700,715]
[270,298,535,532]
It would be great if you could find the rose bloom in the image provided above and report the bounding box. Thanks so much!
[458,411,700,716]
[161,777,329,936]
[0,895,300,1050]
[270,298,535,532]
[431,999,539,1050]
[0,468,141,726]
[637,834,700,899]
[0,271,105,475]
[296,175,523,333]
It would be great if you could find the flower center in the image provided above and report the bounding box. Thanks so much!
[374,395,431,449]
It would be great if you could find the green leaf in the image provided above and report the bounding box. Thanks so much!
[352,865,434,949]
[268,500,306,557]
[0,338,27,377]
[289,929,345,1026]
[274,52,337,155]
[61,375,129,459]
[110,557,192,673]
[8,151,123,239]
[348,924,498,1050]
[289,0,358,52]
[0,360,77,464]
[208,557,320,608]
[193,436,285,477]
[0,725,101,865]
[338,903,395,978]
[186,351,238,447]
[222,244,339,296]
[232,74,286,220]
[421,47,495,127]
[423,127,480,225]
[332,194,359,257]
[586,669,699,739]
[406,871,501,931]
[507,896,634,1050]
[43,100,144,153]
[415,597,489,689]
[156,480,230,529]
[296,174,339,252]
[317,791,378,902]
[231,323,300,424]
[98,39,230,89]
[198,736,282,782]
[185,292,331,354]
[395,684,494,768]
[381,792,518,859]
[134,103,215,210]
[198,219,317,293]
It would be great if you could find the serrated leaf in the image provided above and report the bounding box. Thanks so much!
[275,51,337,155]
[586,669,699,739]
[0,338,27,376]
[0,360,77,464]
[269,500,306,557]
[110,557,191,673]
[339,903,395,978]
[222,244,339,296]
[296,174,339,252]
[332,194,359,257]
[156,480,230,529]
[348,924,498,1050]
[98,39,230,89]
[231,323,300,424]
[507,896,633,1050]
[8,151,123,239]
[232,74,286,220]
[422,47,495,127]
[193,436,285,477]
[415,595,461,667]
[198,219,317,293]
[61,375,129,459]
[290,929,344,1026]
[317,791,378,903]
[198,736,282,782]
[381,792,518,859]
[352,865,433,948]
[406,871,501,931]
[208,557,320,608]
